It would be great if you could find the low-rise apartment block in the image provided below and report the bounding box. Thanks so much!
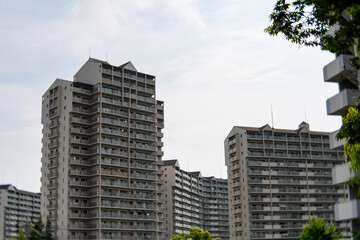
[0,184,41,240]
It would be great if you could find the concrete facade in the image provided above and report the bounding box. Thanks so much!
[162,160,229,240]
[202,176,229,239]
[0,184,40,240]
[323,23,360,232]
[225,122,351,240]
[41,58,165,240]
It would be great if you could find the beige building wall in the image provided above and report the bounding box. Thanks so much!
[41,58,165,240]
[202,177,229,239]
[162,160,229,240]
[162,161,176,239]
[0,185,40,240]
[225,122,351,240]
[41,79,72,239]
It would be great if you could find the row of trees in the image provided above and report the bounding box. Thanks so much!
[11,217,54,240]
[170,218,342,240]
[14,217,343,240]
[12,217,343,240]
[171,228,220,240]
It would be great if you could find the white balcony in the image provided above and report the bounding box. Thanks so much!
[323,54,355,83]
[326,88,360,115]
[329,129,345,150]
[332,164,353,185]
[335,199,360,221]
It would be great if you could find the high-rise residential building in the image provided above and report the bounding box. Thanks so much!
[323,23,360,232]
[41,58,165,240]
[202,176,229,240]
[0,184,41,240]
[224,122,351,240]
[162,160,229,240]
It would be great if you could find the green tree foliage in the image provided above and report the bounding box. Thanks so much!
[9,228,26,240]
[44,219,54,240]
[27,217,54,240]
[300,217,342,240]
[336,101,360,192]
[266,1,360,197]
[171,228,220,240]
[265,0,360,68]
[17,229,26,240]
[171,235,186,240]
[10,218,54,240]
[29,217,44,240]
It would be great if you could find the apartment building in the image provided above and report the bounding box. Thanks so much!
[0,184,41,240]
[224,122,351,240]
[202,176,229,240]
[41,58,165,240]
[162,160,229,240]
[322,23,360,232]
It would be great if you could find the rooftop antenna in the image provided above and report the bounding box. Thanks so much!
[2,169,4,184]
[89,45,91,58]
[220,166,222,178]
[304,110,307,122]
[106,50,108,62]
[271,104,274,128]
[187,158,189,172]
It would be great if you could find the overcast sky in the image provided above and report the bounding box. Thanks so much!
[0,0,342,192]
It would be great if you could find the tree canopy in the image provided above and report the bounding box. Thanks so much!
[24,217,54,240]
[171,228,220,240]
[28,217,44,240]
[300,217,342,240]
[265,0,360,68]
[336,100,360,192]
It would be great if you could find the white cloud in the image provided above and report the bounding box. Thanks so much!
[0,0,343,188]
[0,83,42,191]
[0,83,41,127]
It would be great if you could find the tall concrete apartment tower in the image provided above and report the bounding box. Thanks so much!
[323,22,360,231]
[161,160,229,240]
[224,122,351,240]
[41,58,165,240]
